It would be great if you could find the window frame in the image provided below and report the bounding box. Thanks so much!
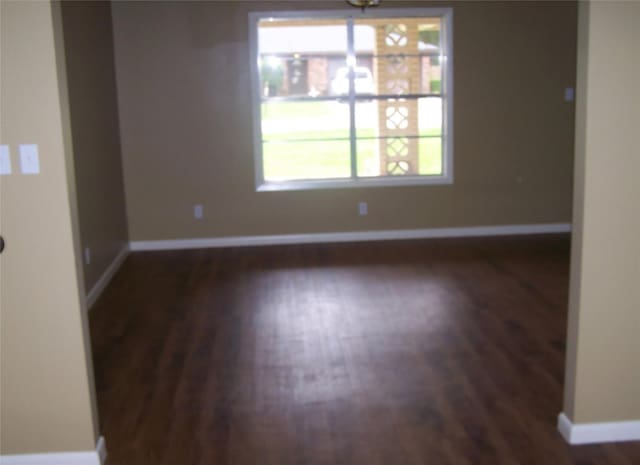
[249,8,454,191]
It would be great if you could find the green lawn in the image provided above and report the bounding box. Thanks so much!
[262,101,342,120]
[261,100,443,181]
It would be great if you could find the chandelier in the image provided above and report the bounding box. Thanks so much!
[346,0,381,11]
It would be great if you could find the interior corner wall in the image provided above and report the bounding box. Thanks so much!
[61,0,129,292]
[111,1,578,242]
[563,0,640,424]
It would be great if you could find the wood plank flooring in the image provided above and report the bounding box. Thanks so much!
[89,235,640,465]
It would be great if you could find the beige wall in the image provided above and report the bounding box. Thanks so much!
[563,1,640,424]
[60,1,129,292]
[111,1,578,241]
[0,0,99,454]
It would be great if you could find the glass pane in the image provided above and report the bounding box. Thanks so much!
[419,137,442,175]
[262,101,350,142]
[258,19,347,98]
[256,16,448,183]
[355,98,442,138]
[422,55,442,94]
[353,17,443,96]
[263,140,351,182]
[418,97,442,135]
[355,136,442,177]
[355,98,442,177]
[355,137,378,177]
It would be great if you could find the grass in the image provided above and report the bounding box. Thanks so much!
[262,101,342,120]
[261,100,443,181]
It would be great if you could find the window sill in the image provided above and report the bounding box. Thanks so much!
[256,174,453,192]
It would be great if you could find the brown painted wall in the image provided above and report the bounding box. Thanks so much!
[61,1,128,291]
[111,1,577,241]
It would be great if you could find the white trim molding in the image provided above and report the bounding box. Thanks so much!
[249,8,455,192]
[0,436,106,465]
[130,223,571,252]
[558,413,640,445]
[95,437,107,465]
[86,244,129,309]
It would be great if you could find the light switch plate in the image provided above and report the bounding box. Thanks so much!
[19,144,40,174]
[0,145,11,175]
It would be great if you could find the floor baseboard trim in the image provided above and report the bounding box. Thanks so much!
[129,223,571,252]
[0,436,106,465]
[86,244,129,309]
[96,436,107,464]
[558,412,640,444]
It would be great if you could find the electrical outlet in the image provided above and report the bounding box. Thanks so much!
[358,202,368,216]
[84,247,91,265]
[194,204,203,220]
[564,87,575,102]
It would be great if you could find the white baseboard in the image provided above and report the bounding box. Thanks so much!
[95,437,107,465]
[0,436,106,465]
[86,244,129,309]
[558,412,640,444]
[129,223,571,252]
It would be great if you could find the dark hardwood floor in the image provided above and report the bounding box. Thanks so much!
[89,235,640,465]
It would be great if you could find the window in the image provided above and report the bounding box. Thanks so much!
[249,8,453,191]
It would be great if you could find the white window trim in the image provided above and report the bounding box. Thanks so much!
[249,8,454,192]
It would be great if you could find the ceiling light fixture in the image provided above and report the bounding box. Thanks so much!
[346,0,380,12]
